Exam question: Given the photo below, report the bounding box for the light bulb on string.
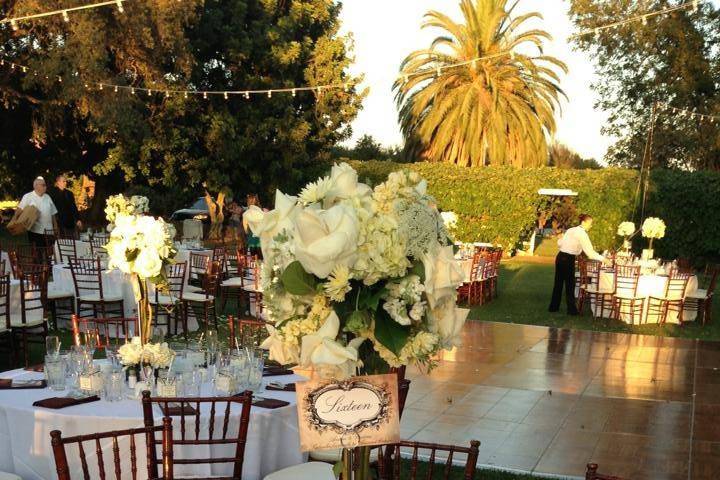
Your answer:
[267,90,272,98]
[147,89,152,96]
[114,86,119,93]
[62,11,69,22]
[131,87,135,95]
[291,89,296,97]
[692,0,699,12]
[642,16,647,26]
[203,92,207,100]
[10,20,17,31]
[58,76,62,83]
[98,83,103,90]
[244,91,250,100]
[21,66,27,73]
[116,0,124,13]
[223,92,228,100]
[165,91,170,98]
[183,91,188,99]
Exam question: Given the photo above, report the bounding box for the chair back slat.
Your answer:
[666,269,691,300]
[141,391,253,478]
[615,265,640,297]
[56,238,79,264]
[71,315,139,349]
[69,257,105,299]
[379,440,480,480]
[50,420,172,480]
[17,264,48,326]
[0,274,10,330]
[188,253,210,287]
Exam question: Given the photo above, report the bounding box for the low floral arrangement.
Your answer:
[117,337,175,369]
[105,194,150,225]
[246,163,468,380]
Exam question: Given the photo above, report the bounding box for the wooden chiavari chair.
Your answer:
[227,315,268,349]
[50,418,174,480]
[69,257,125,319]
[11,264,49,366]
[648,269,692,325]
[55,237,79,264]
[71,314,139,349]
[577,259,602,315]
[377,440,480,480]
[7,245,36,278]
[585,463,627,480]
[611,265,642,324]
[187,253,210,292]
[457,254,483,305]
[0,274,13,366]
[89,236,110,263]
[181,260,220,331]
[578,260,613,318]
[151,262,188,338]
[220,248,249,311]
[141,391,252,480]
[211,246,227,277]
[242,256,264,319]
[685,264,718,325]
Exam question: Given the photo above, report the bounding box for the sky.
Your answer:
[339,0,616,161]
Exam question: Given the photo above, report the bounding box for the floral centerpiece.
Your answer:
[105,214,177,343]
[616,221,635,254]
[641,217,666,259]
[118,337,175,369]
[246,163,468,379]
[105,194,150,231]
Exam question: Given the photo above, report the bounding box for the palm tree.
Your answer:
[394,0,567,167]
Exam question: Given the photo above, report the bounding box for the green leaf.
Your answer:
[374,308,410,356]
[345,310,370,334]
[280,261,318,296]
[358,286,386,311]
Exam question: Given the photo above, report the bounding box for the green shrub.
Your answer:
[350,161,720,261]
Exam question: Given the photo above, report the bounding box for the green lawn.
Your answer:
[468,259,720,341]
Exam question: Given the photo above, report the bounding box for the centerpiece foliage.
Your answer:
[247,163,469,379]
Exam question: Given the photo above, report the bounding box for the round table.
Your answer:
[591,272,699,324]
[0,368,305,480]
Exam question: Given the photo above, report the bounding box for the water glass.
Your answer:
[247,355,264,393]
[45,336,60,359]
[45,355,66,391]
[104,370,125,402]
[180,370,202,397]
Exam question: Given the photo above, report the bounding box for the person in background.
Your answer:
[227,200,245,247]
[48,174,82,238]
[548,213,607,315]
[243,194,262,256]
[17,176,59,261]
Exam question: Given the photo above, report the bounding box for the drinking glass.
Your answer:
[69,345,89,387]
[83,329,98,359]
[45,336,60,359]
[181,370,202,397]
[247,354,264,393]
[104,370,125,402]
[45,355,66,391]
[151,327,165,345]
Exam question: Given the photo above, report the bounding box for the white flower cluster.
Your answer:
[117,337,175,369]
[641,217,666,239]
[105,194,150,224]
[617,221,636,237]
[106,214,177,279]
[248,163,468,379]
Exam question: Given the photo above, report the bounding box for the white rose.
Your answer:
[134,249,163,278]
[325,163,372,206]
[427,300,469,349]
[300,311,365,379]
[423,243,464,309]
[260,324,300,366]
[294,204,360,279]
[244,190,299,254]
[617,221,635,237]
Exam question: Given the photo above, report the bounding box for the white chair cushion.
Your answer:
[185,285,204,293]
[151,295,179,306]
[0,472,23,480]
[10,313,45,328]
[181,292,215,303]
[47,288,75,300]
[221,277,245,287]
[687,288,708,300]
[78,294,124,303]
[263,462,335,480]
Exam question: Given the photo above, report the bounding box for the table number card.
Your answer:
[295,374,400,452]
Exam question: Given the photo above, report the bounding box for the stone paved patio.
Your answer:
[402,321,720,480]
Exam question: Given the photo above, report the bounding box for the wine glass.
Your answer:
[45,336,60,359]
[83,329,98,359]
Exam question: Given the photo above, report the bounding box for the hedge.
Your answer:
[349,160,720,262]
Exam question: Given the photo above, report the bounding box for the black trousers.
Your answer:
[549,251,578,314]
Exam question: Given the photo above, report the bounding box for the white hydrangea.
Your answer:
[617,221,635,237]
[642,217,666,239]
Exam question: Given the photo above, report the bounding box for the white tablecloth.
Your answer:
[0,369,305,480]
[53,241,91,263]
[590,273,699,324]
[457,257,486,283]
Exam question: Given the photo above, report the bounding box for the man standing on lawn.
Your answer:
[17,176,59,257]
[48,174,82,238]
[548,213,606,315]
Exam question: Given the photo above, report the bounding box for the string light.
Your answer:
[223,91,228,100]
[267,91,272,98]
[10,20,17,31]
[0,0,130,27]
[130,87,135,95]
[114,85,118,93]
[571,1,702,39]
[291,89,296,97]
[657,102,720,123]
[244,91,250,100]
[202,92,207,99]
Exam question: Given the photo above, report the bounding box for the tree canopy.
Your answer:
[0,0,365,202]
[570,0,720,170]
[394,0,567,167]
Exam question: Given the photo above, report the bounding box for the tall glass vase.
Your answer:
[132,274,153,345]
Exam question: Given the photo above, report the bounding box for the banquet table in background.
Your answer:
[0,369,305,480]
[589,272,699,324]
[51,265,136,320]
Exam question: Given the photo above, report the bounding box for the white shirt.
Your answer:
[557,225,604,261]
[18,191,58,234]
